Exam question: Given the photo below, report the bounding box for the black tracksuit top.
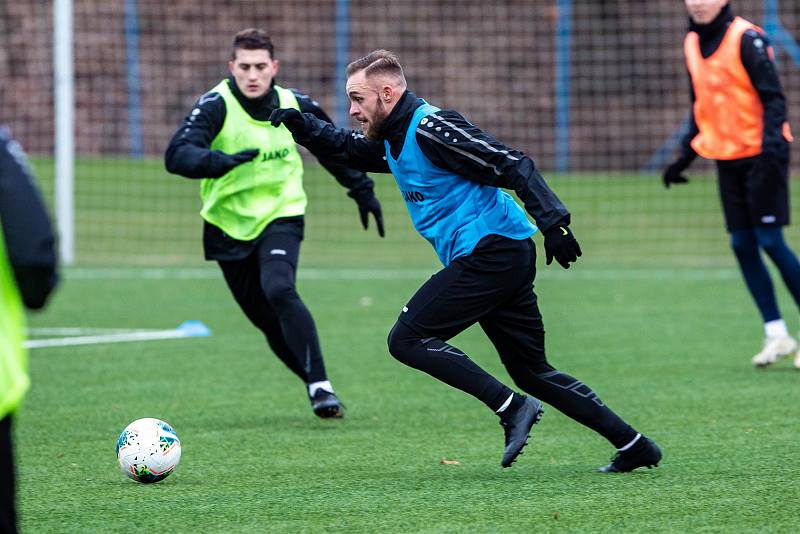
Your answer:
[290,89,571,233]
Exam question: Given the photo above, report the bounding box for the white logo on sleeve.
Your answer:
[270,249,287,256]
[402,306,409,313]
[761,215,776,223]
[198,92,221,105]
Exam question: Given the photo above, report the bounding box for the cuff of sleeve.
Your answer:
[540,214,571,235]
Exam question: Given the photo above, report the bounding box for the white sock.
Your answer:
[308,381,333,397]
[618,433,641,452]
[495,393,515,413]
[765,319,789,339]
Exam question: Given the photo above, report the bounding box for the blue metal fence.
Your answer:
[124,0,144,158]
[554,0,572,173]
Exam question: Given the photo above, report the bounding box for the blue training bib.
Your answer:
[384,103,536,266]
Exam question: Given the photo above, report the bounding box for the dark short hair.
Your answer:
[231,28,274,60]
[346,49,405,81]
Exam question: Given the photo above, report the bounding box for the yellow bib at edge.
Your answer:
[0,227,29,418]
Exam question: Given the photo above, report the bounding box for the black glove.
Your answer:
[209,148,259,177]
[662,154,694,188]
[269,108,308,134]
[355,193,385,237]
[543,225,582,269]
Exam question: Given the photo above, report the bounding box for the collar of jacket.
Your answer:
[688,3,734,39]
[378,90,425,158]
[227,76,279,120]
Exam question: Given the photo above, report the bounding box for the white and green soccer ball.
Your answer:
[116,418,181,483]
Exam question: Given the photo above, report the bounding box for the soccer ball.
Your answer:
[116,418,181,483]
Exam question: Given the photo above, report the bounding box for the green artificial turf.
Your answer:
[29,158,800,269]
[16,264,800,532]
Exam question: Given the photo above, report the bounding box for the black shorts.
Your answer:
[397,235,547,364]
[717,156,790,232]
[204,217,304,263]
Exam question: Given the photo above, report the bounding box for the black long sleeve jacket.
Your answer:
[290,90,570,233]
[680,4,790,160]
[0,127,58,310]
[166,77,376,198]
[165,78,378,258]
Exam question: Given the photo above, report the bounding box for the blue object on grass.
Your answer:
[177,320,212,338]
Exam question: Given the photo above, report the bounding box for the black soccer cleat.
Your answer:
[310,389,344,419]
[500,396,544,468]
[598,436,662,473]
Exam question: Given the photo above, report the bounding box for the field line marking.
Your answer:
[24,321,210,350]
[28,327,154,336]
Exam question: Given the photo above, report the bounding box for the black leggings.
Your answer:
[387,236,637,448]
[218,230,327,384]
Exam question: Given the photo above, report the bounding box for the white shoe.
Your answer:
[752,335,798,367]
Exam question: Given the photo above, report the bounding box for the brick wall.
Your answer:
[1,0,797,170]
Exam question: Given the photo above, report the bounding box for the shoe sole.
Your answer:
[753,342,798,368]
[314,407,343,418]
[599,440,663,473]
[501,406,544,468]
[600,462,660,474]
[313,402,344,419]
[753,350,794,368]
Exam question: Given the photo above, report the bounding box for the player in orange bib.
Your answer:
[663,0,800,368]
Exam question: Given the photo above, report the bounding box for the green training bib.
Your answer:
[200,81,306,240]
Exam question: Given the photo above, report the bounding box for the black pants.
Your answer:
[217,222,327,385]
[1,416,17,534]
[387,235,637,448]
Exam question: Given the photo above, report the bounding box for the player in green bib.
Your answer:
[1,127,59,534]
[165,29,384,418]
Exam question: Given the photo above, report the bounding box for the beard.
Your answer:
[363,100,389,140]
